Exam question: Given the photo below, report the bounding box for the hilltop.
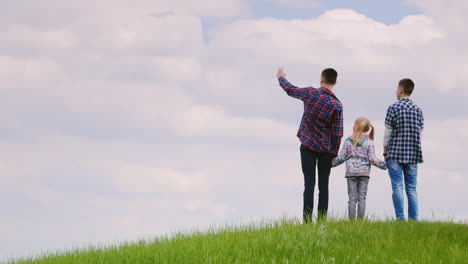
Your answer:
[7,219,468,264]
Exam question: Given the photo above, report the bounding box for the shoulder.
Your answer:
[328,96,343,111]
[388,101,401,110]
[386,103,397,115]
[334,101,343,112]
[364,136,374,146]
[320,88,341,103]
[319,91,342,110]
[341,137,352,147]
[405,100,424,114]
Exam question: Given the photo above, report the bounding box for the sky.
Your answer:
[1,0,468,260]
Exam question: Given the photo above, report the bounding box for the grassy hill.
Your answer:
[6,219,468,264]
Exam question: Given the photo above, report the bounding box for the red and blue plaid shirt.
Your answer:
[279,77,343,156]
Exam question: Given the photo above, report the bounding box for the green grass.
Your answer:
[6,219,468,264]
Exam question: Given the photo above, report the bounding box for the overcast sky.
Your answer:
[1,0,467,260]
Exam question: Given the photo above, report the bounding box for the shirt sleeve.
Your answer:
[278,77,311,100]
[331,105,344,157]
[367,140,388,170]
[332,140,349,167]
[384,106,395,128]
[419,108,424,130]
[383,124,393,148]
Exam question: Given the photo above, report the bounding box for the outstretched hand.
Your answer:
[277,67,286,78]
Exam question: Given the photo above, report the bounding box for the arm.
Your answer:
[332,140,349,167]
[277,67,310,100]
[383,124,392,157]
[419,108,424,134]
[368,141,387,170]
[330,106,344,157]
[383,106,395,157]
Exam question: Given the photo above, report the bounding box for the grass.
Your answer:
[5,218,468,264]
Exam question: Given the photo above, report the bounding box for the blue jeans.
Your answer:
[387,159,418,220]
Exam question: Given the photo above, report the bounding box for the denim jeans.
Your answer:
[347,177,369,220]
[300,144,334,223]
[387,159,418,220]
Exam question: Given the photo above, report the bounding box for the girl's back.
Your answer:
[331,116,387,220]
[332,134,387,177]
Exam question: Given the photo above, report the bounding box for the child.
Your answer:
[332,117,387,220]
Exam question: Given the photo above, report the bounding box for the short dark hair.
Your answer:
[398,78,415,95]
[321,68,337,85]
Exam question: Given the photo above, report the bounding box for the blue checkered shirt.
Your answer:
[385,98,424,164]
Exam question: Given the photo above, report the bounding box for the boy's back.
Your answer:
[384,78,423,221]
[278,77,343,156]
[300,86,343,156]
[333,135,387,177]
[385,98,424,164]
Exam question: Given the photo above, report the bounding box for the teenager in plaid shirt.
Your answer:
[277,67,343,222]
[383,78,424,221]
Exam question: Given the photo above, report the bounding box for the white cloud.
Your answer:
[112,165,212,194]
[403,0,468,93]
[266,0,319,8]
[406,0,468,40]
[1,0,468,260]
[0,56,64,83]
[0,0,249,29]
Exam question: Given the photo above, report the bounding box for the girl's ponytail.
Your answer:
[369,124,375,141]
[353,117,373,147]
[353,121,367,148]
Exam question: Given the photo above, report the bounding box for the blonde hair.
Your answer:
[353,117,374,148]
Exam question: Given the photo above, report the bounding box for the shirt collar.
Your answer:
[320,87,339,100]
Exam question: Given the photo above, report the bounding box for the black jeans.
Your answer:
[300,144,334,222]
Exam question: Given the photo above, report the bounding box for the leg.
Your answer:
[317,153,333,219]
[356,177,369,220]
[387,159,406,220]
[347,178,358,220]
[300,144,317,223]
[403,164,418,220]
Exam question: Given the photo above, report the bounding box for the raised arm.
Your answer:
[367,141,387,170]
[332,139,350,167]
[277,67,310,100]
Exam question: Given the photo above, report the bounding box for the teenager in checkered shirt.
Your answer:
[383,78,424,221]
[277,67,343,223]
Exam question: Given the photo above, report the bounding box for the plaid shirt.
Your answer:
[385,98,424,164]
[279,77,343,156]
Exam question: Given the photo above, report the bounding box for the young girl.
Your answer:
[332,117,387,220]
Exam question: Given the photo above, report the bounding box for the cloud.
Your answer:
[1,0,468,260]
[406,0,468,40]
[0,0,249,29]
[266,0,319,8]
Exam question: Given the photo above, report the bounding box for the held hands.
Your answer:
[277,67,286,78]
